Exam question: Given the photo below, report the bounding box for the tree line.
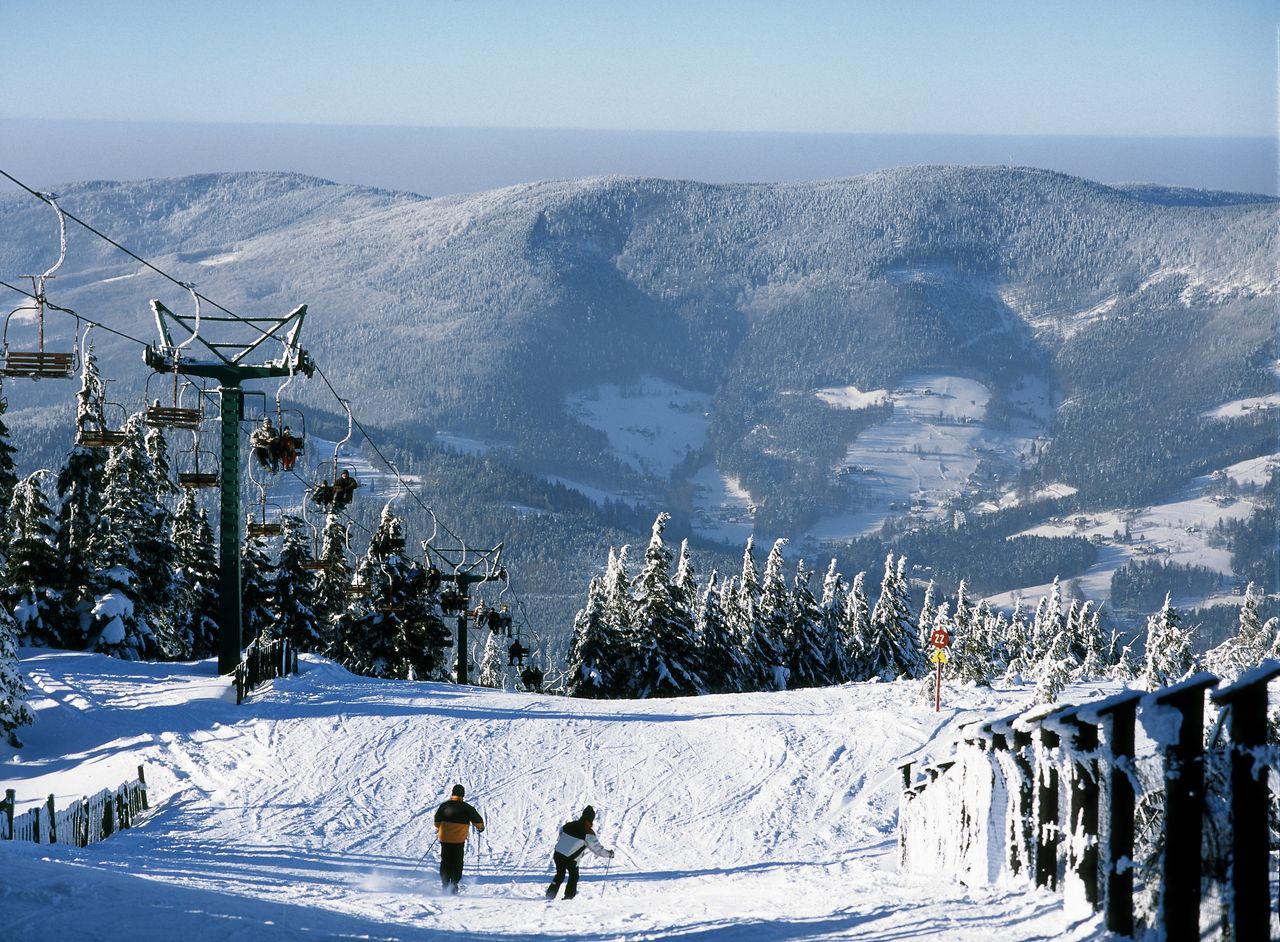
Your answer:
[563,512,1280,705]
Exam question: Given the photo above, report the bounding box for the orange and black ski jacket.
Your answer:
[434,796,485,844]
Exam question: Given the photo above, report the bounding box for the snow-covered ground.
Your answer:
[565,376,711,479]
[806,374,1047,542]
[0,651,1115,941]
[987,454,1273,612]
[689,463,756,545]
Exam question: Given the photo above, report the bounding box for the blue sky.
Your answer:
[4,0,1274,137]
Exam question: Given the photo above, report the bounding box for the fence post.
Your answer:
[1034,724,1061,890]
[102,791,114,838]
[1080,690,1144,937]
[3,788,13,840]
[137,764,149,811]
[1210,661,1280,942]
[1010,727,1035,880]
[80,797,90,847]
[1052,708,1101,910]
[46,794,57,844]
[1146,673,1218,942]
[898,760,915,793]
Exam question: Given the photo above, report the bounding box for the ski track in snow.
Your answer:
[1,651,1113,941]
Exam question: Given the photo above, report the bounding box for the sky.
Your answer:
[1,1,1276,194]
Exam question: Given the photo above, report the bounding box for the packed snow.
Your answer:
[0,650,1117,941]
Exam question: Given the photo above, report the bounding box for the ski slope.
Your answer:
[0,651,1113,941]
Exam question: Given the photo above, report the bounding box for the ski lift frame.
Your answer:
[144,373,204,430]
[2,194,76,379]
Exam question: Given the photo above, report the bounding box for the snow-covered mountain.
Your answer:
[0,649,1115,941]
[0,168,1274,622]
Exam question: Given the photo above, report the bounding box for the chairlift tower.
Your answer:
[424,541,506,685]
[144,299,314,674]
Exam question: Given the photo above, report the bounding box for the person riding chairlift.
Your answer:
[332,469,358,511]
[251,418,280,473]
[312,478,334,508]
[277,425,299,471]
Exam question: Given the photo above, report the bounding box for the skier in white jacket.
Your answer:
[546,805,613,899]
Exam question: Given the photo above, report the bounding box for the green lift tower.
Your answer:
[144,299,314,674]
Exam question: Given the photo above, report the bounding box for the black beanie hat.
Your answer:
[452,783,465,797]
[581,805,595,821]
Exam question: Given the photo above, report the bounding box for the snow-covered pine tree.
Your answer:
[144,426,178,505]
[1204,584,1280,682]
[628,513,703,697]
[696,571,746,693]
[820,559,852,683]
[599,545,636,695]
[1108,630,1139,682]
[477,629,506,688]
[169,489,219,659]
[271,515,322,652]
[55,354,110,649]
[864,552,923,680]
[565,575,614,697]
[787,559,829,688]
[312,513,353,652]
[1140,593,1194,691]
[748,539,790,691]
[1001,600,1032,682]
[672,538,698,616]
[1075,601,1109,679]
[1034,622,1076,704]
[84,416,160,660]
[340,506,451,680]
[952,593,994,686]
[1030,578,1063,664]
[717,574,751,691]
[0,384,18,536]
[241,530,277,645]
[735,536,762,689]
[841,570,873,681]
[5,473,62,647]
[916,579,936,655]
[0,601,34,746]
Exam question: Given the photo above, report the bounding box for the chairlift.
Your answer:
[3,195,76,379]
[176,420,219,487]
[76,394,127,448]
[144,373,203,430]
[246,496,283,539]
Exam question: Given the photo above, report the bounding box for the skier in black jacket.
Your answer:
[434,783,485,893]
[546,805,613,900]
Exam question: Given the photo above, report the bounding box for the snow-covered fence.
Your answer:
[1,765,149,846]
[234,636,299,704]
[899,664,1280,941]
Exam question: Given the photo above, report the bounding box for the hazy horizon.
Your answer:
[1,118,1274,199]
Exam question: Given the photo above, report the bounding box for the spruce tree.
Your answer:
[864,553,923,680]
[916,579,936,655]
[717,574,750,692]
[672,539,698,615]
[1140,593,1194,691]
[565,576,615,697]
[750,539,790,690]
[272,515,322,651]
[820,559,852,684]
[1002,600,1032,682]
[0,602,34,746]
[85,416,159,660]
[6,473,62,647]
[600,546,635,695]
[629,513,703,697]
[787,559,829,688]
[241,530,277,645]
[697,571,746,693]
[841,570,873,681]
[312,513,353,652]
[477,629,506,688]
[1204,584,1280,682]
[1034,623,1075,704]
[0,386,18,536]
[953,595,994,686]
[170,490,219,659]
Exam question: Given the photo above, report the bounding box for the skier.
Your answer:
[251,418,279,473]
[332,469,358,511]
[546,805,613,900]
[312,479,334,508]
[434,783,485,893]
[278,425,299,471]
[508,638,527,666]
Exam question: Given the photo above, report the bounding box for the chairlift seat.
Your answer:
[77,428,127,448]
[300,559,333,571]
[345,581,370,599]
[439,590,467,613]
[374,603,406,613]
[4,351,74,378]
[178,472,220,488]
[145,404,202,429]
[247,521,283,538]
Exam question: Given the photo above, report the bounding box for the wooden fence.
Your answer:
[2,765,149,846]
[234,635,299,704]
[899,662,1280,941]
